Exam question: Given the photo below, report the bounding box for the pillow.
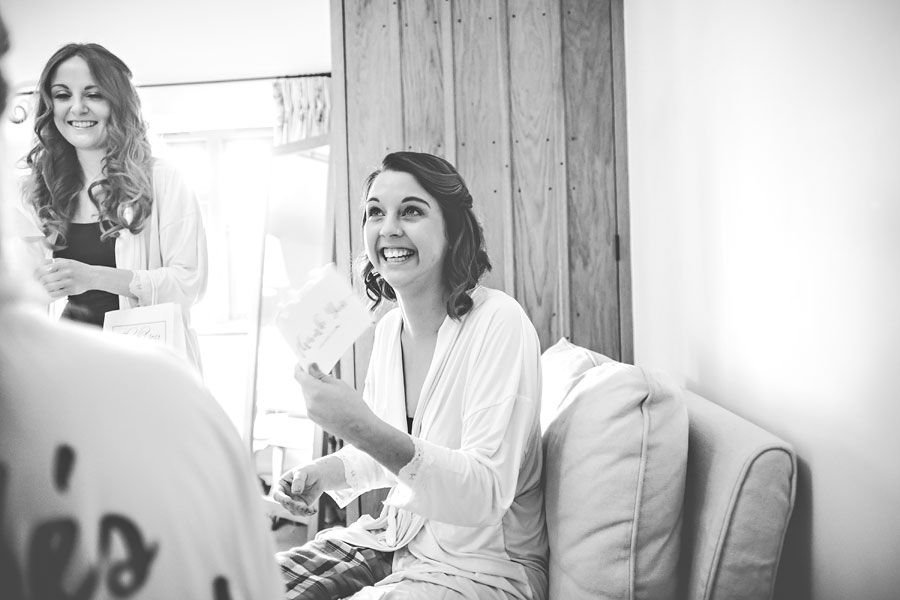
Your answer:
[539,337,614,433]
[542,338,688,600]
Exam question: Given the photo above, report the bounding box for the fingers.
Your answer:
[277,471,294,497]
[308,363,327,380]
[38,274,69,298]
[290,469,309,496]
[36,261,67,293]
[273,469,319,517]
[295,362,327,380]
[294,363,330,389]
[273,490,318,517]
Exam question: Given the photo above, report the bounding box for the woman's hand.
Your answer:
[294,363,375,441]
[273,464,326,517]
[35,258,96,299]
[294,364,415,476]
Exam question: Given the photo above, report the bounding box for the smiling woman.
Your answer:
[23,42,208,371]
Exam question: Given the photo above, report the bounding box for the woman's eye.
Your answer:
[366,206,383,218]
[52,93,71,101]
[86,93,103,100]
[402,206,423,217]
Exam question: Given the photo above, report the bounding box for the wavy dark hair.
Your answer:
[24,43,153,249]
[359,151,491,319]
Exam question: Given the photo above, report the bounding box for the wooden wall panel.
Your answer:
[343,0,405,520]
[562,0,620,358]
[344,0,403,383]
[507,0,569,350]
[399,0,446,155]
[452,0,514,294]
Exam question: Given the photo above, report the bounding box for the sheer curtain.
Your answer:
[272,76,330,146]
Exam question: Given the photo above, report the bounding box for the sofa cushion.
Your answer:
[542,338,688,600]
[540,336,615,432]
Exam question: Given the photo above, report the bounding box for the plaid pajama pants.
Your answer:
[277,538,394,600]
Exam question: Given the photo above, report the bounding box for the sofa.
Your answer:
[541,338,797,600]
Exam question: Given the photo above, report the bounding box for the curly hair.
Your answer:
[24,43,153,249]
[358,151,492,320]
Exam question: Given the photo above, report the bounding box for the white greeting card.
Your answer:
[275,264,373,374]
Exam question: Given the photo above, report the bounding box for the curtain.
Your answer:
[272,76,331,146]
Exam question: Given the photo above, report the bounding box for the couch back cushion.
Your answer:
[542,338,688,600]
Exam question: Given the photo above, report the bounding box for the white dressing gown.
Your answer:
[323,286,548,600]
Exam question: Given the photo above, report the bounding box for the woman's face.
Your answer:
[50,55,111,153]
[364,169,449,298]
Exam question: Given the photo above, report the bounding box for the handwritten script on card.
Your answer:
[275,264,373,374]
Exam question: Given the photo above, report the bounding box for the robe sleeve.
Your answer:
[129,163,208,308]
[383,304,540,527]
[326,330,401,508]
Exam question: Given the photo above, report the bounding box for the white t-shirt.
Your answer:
[0,293,282,599]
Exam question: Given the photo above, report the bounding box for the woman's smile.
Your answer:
[381,246,416,263]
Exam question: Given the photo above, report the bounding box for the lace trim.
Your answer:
[397,437,431,484]
[336,451,363,490]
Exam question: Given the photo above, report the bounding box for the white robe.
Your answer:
[115,159,208,370]
[324,286,548,600]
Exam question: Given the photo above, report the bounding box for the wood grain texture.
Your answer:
[507,0,568,350]
[452,0,514,294]
[344,0,403,384]
[562,0,620,358]
[400,0,446,155]
[343,0,403,520]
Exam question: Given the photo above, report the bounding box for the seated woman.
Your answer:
[275,151,548,600]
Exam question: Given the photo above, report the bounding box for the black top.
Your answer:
[53,222,120,327]
[406,417,414,435]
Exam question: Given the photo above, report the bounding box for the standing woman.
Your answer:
[25,43,207,370]
[276,152,548,600]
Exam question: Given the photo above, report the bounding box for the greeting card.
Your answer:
[275,264,373,374]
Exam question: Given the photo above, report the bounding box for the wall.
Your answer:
[623,1,900,598]
[1,0,330,88]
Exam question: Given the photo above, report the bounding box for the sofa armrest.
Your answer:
[679,392,797,600]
